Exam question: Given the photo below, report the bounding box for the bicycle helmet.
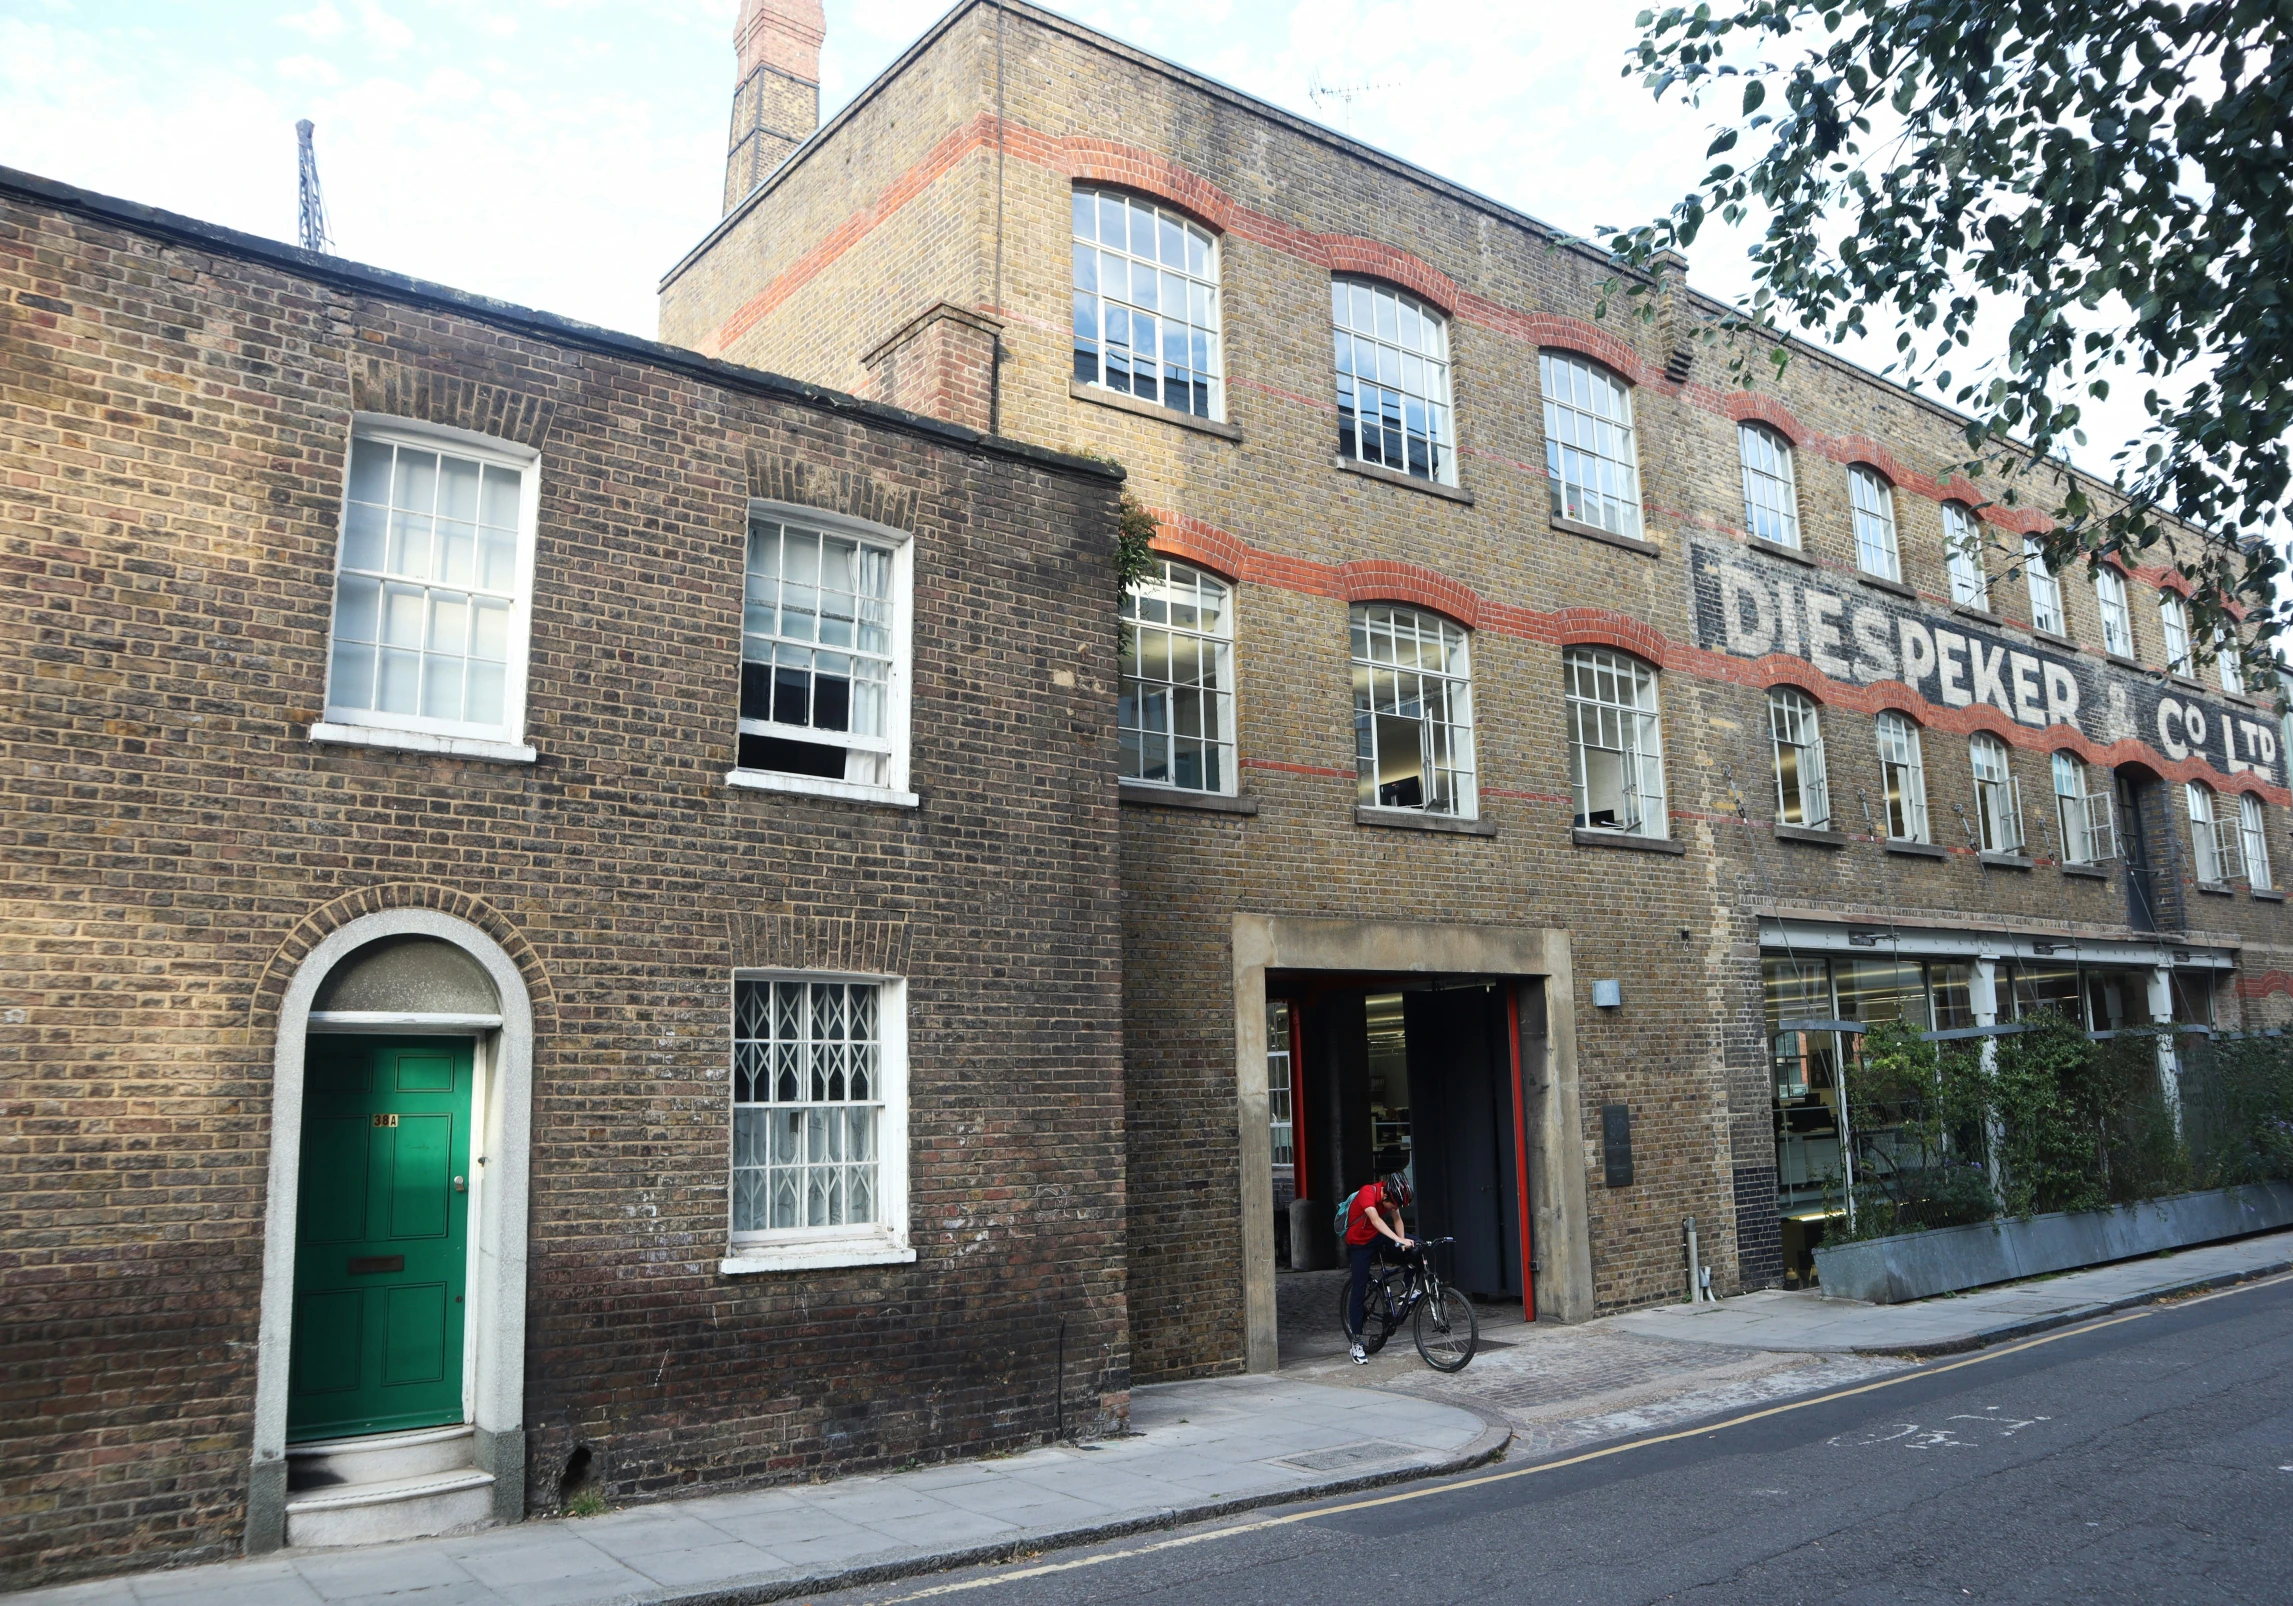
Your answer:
[1381,1173,1414,1209]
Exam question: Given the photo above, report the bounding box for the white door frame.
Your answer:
[245,908,534,1552]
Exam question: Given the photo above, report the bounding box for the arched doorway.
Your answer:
[247,910,534,1553]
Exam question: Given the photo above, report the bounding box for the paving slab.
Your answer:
[1615,1229,2293,1355]
[17,1375,1504,1606]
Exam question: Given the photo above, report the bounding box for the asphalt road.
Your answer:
[827,1273,2293,1605]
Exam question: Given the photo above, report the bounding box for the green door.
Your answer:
[288,1037,473,1443]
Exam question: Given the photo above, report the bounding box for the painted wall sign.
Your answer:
[1689,539,2280,788]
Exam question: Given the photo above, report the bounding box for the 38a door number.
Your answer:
[372,1113,399,1128]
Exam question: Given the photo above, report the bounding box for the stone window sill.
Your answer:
[1883,838,1947,859]
[1069,379,1242,441]
[721,1231,916,1275]
[1334,456,1474,504]
[1857,572,1917,600]
[2253,888,2286,902]
[2104,652,2143,671]
[310,720,537,765]
[1551,514,1659,558]
[1572,827,1686,855]
[1979,851,2035,870]
[1775,824,1847,847]
[2169,673,2208,693]
[1954,603,2002,626]
[1357,805,1496,837]
[1122,782,1259,815]
[2195,881,2236,897]
[2031,629,2079,652]
[1749,536,1816,568]
[2060,862,2110,880]
[725,768,920,808]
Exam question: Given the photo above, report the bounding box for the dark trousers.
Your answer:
[1347,1242,1375,1338]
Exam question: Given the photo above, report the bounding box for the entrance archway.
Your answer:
[247,908,534,1553]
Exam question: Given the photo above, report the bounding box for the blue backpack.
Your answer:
[1332,1186,1364,1239]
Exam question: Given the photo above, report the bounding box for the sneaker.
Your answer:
[1349,1342,1367,1365]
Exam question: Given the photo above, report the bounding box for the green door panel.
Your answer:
[288,1037,473,1443]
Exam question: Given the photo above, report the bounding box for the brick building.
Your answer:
[658,0,2293,1377]
[0,168,1127,1584]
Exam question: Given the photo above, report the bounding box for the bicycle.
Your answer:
[1334,1235,1479,1372]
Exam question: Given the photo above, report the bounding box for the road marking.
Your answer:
[860,1270,2293,1603]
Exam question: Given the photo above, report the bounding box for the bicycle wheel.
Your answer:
[1412,1282,1478,1372]
[1337,1274,1399,1355]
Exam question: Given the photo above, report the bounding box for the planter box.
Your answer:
[1810,1181,2293,1304]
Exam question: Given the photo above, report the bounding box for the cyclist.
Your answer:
[1343,1172,1415,1364]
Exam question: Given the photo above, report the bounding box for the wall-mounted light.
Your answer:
[1593,979,1622,1009]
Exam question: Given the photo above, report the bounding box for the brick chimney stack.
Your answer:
[723,0,824,213]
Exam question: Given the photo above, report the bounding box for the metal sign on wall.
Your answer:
[1689,539,2281,789]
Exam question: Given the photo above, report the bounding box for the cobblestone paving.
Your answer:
[1277,1269,1909,1457]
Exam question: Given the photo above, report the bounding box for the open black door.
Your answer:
[1404,986,1520,1299]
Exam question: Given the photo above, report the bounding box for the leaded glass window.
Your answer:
[1072,188,1222,419]
[732,979,882,1236]
[1541,352,1642,537]
[1352,605,1476,817]
[1566,647,1666,837]
[1120,560,1236,793]
[1334,278,1454,485]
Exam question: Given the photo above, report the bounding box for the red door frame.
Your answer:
[1508,984,1536,1323]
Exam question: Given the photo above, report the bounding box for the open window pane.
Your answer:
[1567,647,1665,837]
[1352,605,1475,817]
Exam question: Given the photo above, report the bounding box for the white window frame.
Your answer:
[1739,423,1800,547]
[2023,537,2066,635]
[2216,627,2245,694]
[1943,502,1987,607]
[722,971,913,1274]
[1335,277,1456,486]
[1267,998,1295,1171]
[1768,687,1830,829]
[1071,187,1224,421]
[727,501,917,808]
[1849,465,1901,582]
[2052,751,2115,865]
[315,415,541,763]
[1352,604,1477,818]
[1541,351,1643,538]
[1876,711,1930,843]
[2239,792,2273,891]
[1121,559,1238,795]
[2160,592,2193,675]
[1970,733,2024,854]
[1566,646,1668,839]
[2095,567,2135,657]
[2187,782,2240,885]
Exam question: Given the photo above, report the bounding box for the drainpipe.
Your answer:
[1973,955,2007,1211]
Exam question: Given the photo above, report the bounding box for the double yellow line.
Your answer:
[865,1270,2289,1603]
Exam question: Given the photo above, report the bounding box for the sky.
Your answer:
[0,0,2159,480]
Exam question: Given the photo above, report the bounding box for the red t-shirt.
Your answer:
[1344,1184,1391,1247]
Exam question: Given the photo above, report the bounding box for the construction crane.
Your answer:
[296,119,332,254]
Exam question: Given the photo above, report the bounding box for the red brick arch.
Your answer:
[1552,609,1669,668]
[1523,315,1661,389]
[1064,141,1237,234]
[1721,392,1808,442]
[250,881,557,1036]
[1760,662,1833,701]
[1146,509,1248,583]
[1321,237,1460,316]
[1339,560,1480,629]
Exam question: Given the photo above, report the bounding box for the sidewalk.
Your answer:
[14,1377,1507,1606]
[1617,1228,2293,1355]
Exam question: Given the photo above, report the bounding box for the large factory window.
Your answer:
[1119,559,1237,795]
[1848,465,1901,581]
[1738,423,1799,547]
[1875,712,1930,843]
[1351,605,1476,817]
[1768,688,1830,829]
[1566,647,1666,838]
[1970,734,2024,854]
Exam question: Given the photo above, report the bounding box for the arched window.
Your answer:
[2094,566,2135,657]
[1849,465,1900,581]
[2187,782,2239,884]
[1739,423,1799,547]
[1071,188,1223,420]
[1875,711,1929,843]
[1942,502,1987,607]
[2159,592,2192,674]
[2052,752,2114,865]
[2022,537,2066,635]
[1970,734,2023,854]
[1334,279,1454,485]
[1565,647,1665,837]
[1541,353,1642,538]
[1768,687,1829,829]
[2239,792,2273,891]
[1352,604,1475,816]
[1119,559,1236,794]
